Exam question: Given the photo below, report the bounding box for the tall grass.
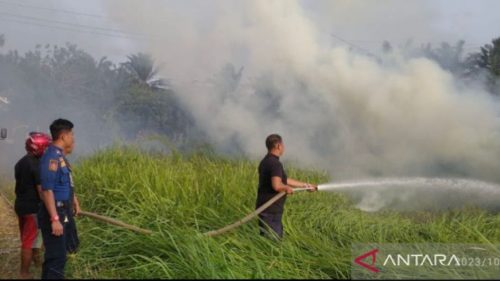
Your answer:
[65,145,500,279]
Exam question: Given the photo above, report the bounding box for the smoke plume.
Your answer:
[103,0,500,183]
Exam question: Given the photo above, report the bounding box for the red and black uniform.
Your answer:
[255,153,288,238]
[14,154,43,249]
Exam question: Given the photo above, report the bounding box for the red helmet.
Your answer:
[25,132,51,157]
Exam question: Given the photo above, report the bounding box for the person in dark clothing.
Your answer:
[256,134,317,239]
[14,132,51,278]
[38,119,80,280]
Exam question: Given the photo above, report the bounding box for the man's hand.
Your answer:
[51,220,63,236]
[306,183,318,192]
[285,186,294,194]
[73,195,81,217]
[73,201,81,217]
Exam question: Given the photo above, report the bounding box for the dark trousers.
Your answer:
[258,212,284,239]
[38,204,74,280]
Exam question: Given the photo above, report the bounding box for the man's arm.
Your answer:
[40,157,63,236]
[42,189,63,236]
[36,185,43,203]
[272,176,294,194]
[287,178,318,191]
[72,194,80,216]
[33,160,43,201]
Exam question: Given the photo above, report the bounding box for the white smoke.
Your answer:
[102,0,500,185]
[319,178,500,212]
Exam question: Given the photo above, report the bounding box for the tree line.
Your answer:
[382,37,500,94]
[0,37,194,147]
[1,34,499,148]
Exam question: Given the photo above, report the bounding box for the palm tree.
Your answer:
[121,53,166,90]
[420,40,466,76]
[465,37,500,93]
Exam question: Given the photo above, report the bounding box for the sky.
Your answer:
[0,0,499,62]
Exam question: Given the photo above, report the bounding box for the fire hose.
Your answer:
[81,187,313,237]
[0,190,152,235]
[79,211,153,235]
[204,187,312,237]
[83,186,312,237]
[1,187,312,237]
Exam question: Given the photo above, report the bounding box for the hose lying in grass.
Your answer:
[205,187,312,237]
[79,211,153,235]
[4,187,311,237]
[1,190,152,235]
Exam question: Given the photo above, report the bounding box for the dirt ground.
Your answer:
[0,192,42,279]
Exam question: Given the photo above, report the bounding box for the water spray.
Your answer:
[205,177,500,237]
[317,177,500,192]
[317,177,500,212]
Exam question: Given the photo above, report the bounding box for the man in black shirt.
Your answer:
[14,132,51,278]
[256,134,317,239]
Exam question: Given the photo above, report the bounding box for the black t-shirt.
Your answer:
[14,154,41,215]
[256,153,288,214]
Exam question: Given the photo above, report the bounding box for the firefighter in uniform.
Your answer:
[38,119,80,279]
[256,134,317,239]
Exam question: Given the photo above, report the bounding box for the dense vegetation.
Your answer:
[59,146,500,279]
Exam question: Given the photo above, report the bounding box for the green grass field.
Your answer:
[7,145,500,279]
